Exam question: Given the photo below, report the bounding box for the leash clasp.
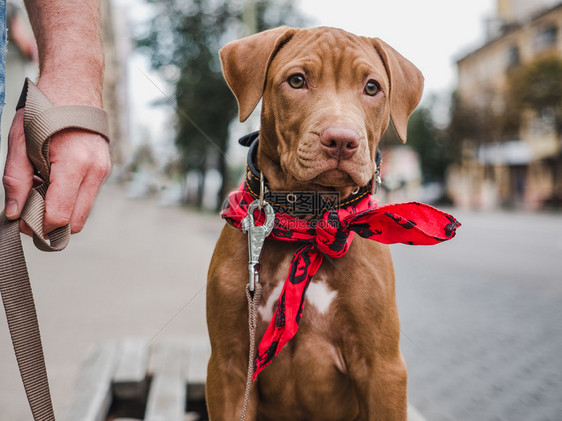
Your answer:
[259,171,266,209]
[374,168,382,194]
[241,200,275,292]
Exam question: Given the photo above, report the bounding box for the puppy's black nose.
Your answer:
[320,127,359,159]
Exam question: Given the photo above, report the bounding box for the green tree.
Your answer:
[506,55,562,135]
[406,106,449,183]
[380,101,457,183]
[505,55,562,201]
[137,0,306,209]
[379,104,454,184]
[446,88,505,176]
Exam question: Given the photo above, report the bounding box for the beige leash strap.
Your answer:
[0,78,109,420]
[240,282,262,421]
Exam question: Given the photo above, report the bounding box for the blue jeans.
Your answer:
[0,0,6,128]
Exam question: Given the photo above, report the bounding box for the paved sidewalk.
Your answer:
[0,183,220,420]
[2,183,560,420]
[393,208,562,421]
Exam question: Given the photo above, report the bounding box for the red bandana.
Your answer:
[221,184,460,380]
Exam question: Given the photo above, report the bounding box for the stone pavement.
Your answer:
[0,183,219,420]
[392,208,562,421]
[1,183,561,420]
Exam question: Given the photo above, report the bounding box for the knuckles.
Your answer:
[50,131,111,180]
[2,172,33,192]
[3,173,24,188]
[44,212,72,232]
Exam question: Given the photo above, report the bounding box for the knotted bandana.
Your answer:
[221,184,460,380]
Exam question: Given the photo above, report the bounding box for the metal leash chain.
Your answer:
[239,172,275,421]
[373,153,382,194]
[238,165,379,419]
[240,282,262,420]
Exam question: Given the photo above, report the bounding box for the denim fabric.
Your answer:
[0,0,6,130]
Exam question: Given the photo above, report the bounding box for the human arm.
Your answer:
[3,0,111,234]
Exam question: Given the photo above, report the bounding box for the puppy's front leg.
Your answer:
[206,350,257,420]
[349,352,408,421]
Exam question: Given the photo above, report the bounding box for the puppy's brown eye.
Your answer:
[288,74,306,89]
[364,80,379,96]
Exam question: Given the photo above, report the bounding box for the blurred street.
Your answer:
[0,183,219,420]
[0,183,561,420]
[393,207,562,420]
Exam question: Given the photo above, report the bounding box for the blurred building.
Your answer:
[449,0,562,209]
[101,0,132,175]
[0,0,37,186]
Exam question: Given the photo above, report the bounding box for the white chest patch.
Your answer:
[306,279,337,315]
[258,281,284,322]
[257,278,338,322]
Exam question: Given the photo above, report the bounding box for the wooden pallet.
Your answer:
[63,337,426,421]
[63,338,210,421]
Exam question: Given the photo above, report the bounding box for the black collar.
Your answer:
[239,132,381,216]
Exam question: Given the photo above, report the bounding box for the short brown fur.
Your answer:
[207,26,423,420]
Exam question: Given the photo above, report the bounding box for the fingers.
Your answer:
[3,109,34,220]
[43,152,83,234]
[67,164,107,234]
[3,109,111,236]
[44,128,111,234]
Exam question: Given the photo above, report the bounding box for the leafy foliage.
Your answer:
[137,0,306,208]
[379,100,459,184]
[406,106,451,182]
[446,88,508,174]
[449,91,495,144]
[505,55,562,134]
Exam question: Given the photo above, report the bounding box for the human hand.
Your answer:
[3,108,111,235]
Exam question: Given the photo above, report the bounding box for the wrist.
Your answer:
[25,0,105,107]
[37,59,104,108]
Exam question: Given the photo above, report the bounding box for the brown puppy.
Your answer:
[207,26,423,420]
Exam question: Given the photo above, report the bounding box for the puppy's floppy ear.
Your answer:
[220,26,297,122]
[372,38,424,143]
